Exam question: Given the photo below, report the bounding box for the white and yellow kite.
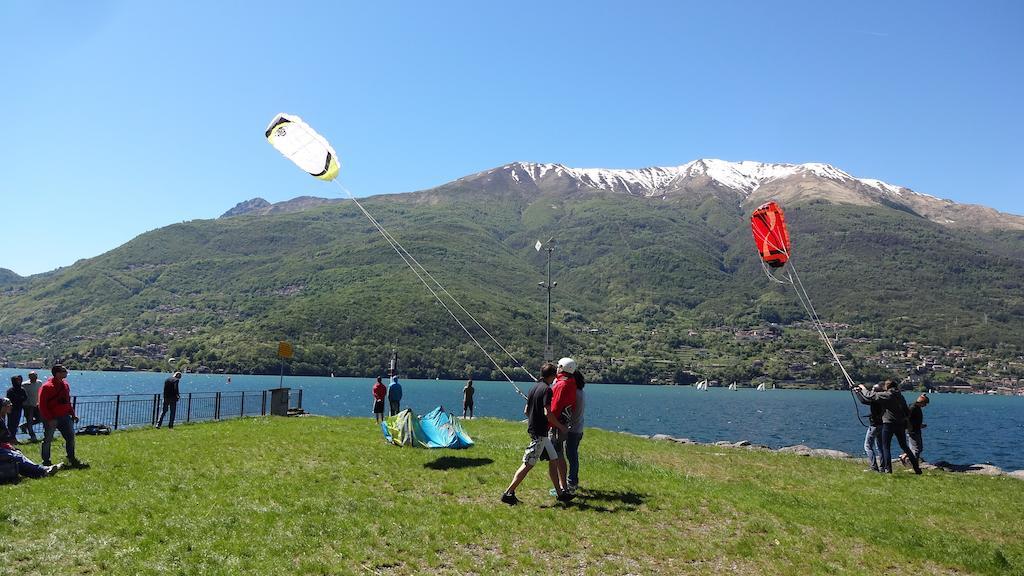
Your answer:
[264,113,340,181]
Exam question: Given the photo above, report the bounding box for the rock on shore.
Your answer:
[640,432,1022,479]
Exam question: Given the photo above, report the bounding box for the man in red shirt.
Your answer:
[372,376,387,424]
[548,357,579,496]
[38,364,88,468]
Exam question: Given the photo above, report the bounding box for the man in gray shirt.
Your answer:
[564,371,586,493]
[19,371,43,442]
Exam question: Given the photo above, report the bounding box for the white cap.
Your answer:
[557,357,577,373]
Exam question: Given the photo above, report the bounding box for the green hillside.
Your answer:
[1,185,1022,383]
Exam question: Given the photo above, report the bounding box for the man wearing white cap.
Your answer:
[548,357,579,496]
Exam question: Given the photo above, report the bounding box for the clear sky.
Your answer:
[2,1,1022,276]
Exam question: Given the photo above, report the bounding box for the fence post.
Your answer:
[298,389,303,409]
[240,391,245,417]
[152,394,159,425]
[215,392,221,420]
[114,395,121,430]
[261,391,267,416]
[187,393,192,423]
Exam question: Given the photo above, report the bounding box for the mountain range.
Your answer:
[1,159,1022,383]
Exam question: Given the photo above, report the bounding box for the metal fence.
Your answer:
[70,389,304,430]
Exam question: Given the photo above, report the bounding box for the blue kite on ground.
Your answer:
[381,406,474,449]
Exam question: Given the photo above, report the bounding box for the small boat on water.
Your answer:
[728,382,737,391]
[694,379,709,391]
[756,383,766,391]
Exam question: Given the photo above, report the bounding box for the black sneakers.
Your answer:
[556,491,576,503]
[67,460,90,469]
[500,492,520,506]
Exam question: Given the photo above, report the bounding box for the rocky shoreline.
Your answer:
[635,432,1024,480]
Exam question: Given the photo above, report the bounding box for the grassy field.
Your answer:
[1,415,1022,575]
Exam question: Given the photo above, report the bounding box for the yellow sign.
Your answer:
[277,341,294,359]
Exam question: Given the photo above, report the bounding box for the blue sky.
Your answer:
[2,1,1021,276]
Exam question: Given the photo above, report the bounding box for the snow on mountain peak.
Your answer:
[490,159,916,200]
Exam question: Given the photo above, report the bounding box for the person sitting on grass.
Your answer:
[501,362,575,505]
[1,397,61,479]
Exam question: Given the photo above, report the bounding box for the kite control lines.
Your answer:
[751,202,868,427]
[265,113,533,398]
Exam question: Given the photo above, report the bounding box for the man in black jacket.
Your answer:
[855,381,922,474]
[6,375,27,443]
[157,372,182,429]
[853,383,885,472]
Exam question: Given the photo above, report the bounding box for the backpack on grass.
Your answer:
[76,424,112,435]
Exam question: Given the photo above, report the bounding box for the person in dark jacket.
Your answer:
[157,371,181,429]
[855,380,921,474]
[5,375,27,443]
[462,379,475,419]
[388,377,403,416]
[902,394,929,465]
[853,383,885,472]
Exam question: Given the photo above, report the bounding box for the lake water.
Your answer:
[3,369,1022,472]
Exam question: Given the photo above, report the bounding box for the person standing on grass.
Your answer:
[388,376,403,416]
[564,369,587,493]
[20,371,42,441]
[902,394,930,465]
[6,375,27,443]
[372,376,387,423]
[501,362,575,505]
[855,380,920,475]
[547,357,578,497]
[853,383,885,472]
[0,397,62,479]
[156,371,181,429]
[39,364,88,468]
[462,379,474,419]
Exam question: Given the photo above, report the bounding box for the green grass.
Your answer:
[2,416,1022,575]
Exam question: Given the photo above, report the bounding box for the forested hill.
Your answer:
[0,268,23,287]
[1,160,1022,384]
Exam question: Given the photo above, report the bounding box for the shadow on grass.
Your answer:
[540,489,647,513]
[423,456,495,470]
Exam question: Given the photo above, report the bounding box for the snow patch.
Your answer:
[499,160,920,201]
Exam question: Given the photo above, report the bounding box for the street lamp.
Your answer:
[536,237,556,361]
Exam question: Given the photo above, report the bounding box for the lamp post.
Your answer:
[536,237,556,361]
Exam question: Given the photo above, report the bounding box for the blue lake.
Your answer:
[4,369,1022,472]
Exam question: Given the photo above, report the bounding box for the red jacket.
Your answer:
[38,377,76,420]
[372,382,387,401]
[550,373,578,423]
